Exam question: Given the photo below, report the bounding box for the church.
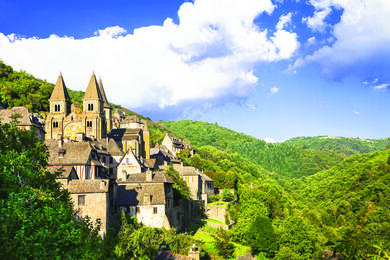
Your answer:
[45,72,112,140]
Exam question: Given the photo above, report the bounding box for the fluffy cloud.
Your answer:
[270,87,279,94]
[302,7,331,32]
[276,12,292,31]
[0,0,299,110]
[295,0,390,81]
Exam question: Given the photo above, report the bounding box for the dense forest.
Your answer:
[1,60,389,258]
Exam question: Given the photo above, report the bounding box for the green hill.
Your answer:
[285,149,390,258]
[159,120,344,178]
[285,136,390,156]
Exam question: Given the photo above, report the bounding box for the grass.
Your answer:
[208,201,230,208]
[201,218,226,225]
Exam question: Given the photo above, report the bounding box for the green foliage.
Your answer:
[285,136,390,156]
[0,120,104,259]
[247,216,278,257]
[0,60,53,112]
[114,213,194,259]
[164,165,191,203]
[213,228,235,258]
[67,88,84,104]
[158,120,344,178]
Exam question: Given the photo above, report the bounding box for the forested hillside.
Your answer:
[284,150,390,258]
[159,120,345,178]
[285,136,390,156]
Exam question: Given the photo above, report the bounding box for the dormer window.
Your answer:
[54,104,60,112]
[88,104,94,111]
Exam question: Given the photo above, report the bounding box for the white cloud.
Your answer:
[0,0,299,110]
[302,7,332,32]
[94,26,127,38]
[374,83,389,89]
[293,0,390,81]
[276,13,292,31]
[264,137,276,143]
[247,103,257,110]
[307,36,316,45]
[270,87,279,94]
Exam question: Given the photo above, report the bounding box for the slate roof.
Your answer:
[199,172,213,181]
[109,128,142,141]
[144,158,157,169]
[0,106,43,127]
[172,165,199,176]
[83,73,103,100]
[48,165,78,179]
[150,144,175,159]
[50,73,71,101]
[67,179,109,193]
[98,78,110,108]
[123,172,174,184]
[46,140,94,165]
[107,138,124,156]
[116,181,167,206]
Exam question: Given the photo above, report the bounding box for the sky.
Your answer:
[1,0,390,142]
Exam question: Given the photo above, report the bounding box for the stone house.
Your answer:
[116,171,174,229]
[161,133,194,157]
[67,179,110,237]
[170,165,214,204]
[150,144,177,167]
[0,106,45,140]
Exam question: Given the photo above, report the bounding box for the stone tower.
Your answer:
[46,73,72,139]
[83,72,107,139]
[98,77,112,134]
[141,119,150,159]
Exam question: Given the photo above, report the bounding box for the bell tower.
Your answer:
[46,73,72,139]
[98,77,113,134]
[83,72,107,139]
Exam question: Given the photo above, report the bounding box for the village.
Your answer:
[0,72,230,244]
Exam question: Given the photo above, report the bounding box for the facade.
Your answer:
[0,106,45,140]
[162,133,194,157]
[116,171,174,229]
[45,73,110,141]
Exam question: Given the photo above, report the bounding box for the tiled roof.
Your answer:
[48,165,78,179]
[172,165,199,176]
[107,138,124,156]
[123,172,173,184]
[83,73,103,100]
[49,73,71,101]
[199,172,213,181]
[67,179,109,193]
[144,158,156,168]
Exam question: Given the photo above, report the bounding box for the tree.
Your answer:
[0,120,103,259]
[247,215,278,257]
[214,228,235,259]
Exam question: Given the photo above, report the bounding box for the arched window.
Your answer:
[88,104,94,111]
[87,121,92,127]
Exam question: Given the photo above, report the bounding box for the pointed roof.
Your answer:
[98,77,111,108]
[50,73,71,101]
[83,72,103,101]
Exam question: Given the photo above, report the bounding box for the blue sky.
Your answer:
[1,0,390,141]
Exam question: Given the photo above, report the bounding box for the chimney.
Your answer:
[143,192,151,205]
[188,244,200,260]
[146,170,153,182]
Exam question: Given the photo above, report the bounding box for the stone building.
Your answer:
[162,133,194,157]
[0,106,45,140]
[170,165,214,204]
[45,73,110,140]
[116,171,174,229]
[150,143,177,167]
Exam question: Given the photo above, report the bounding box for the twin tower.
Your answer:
[46,73,112,140]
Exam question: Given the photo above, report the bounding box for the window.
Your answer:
[54,104,60,112]
[78,195,85,206]
[52,122,58,128]
[109,157,113,164]
[88,103,94,111]
[87,121,92,127]
[153,207,158,214]
[102,156,106,163]
[136,206,140,213]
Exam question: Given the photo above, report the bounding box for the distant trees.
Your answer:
[247,216,278,257]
